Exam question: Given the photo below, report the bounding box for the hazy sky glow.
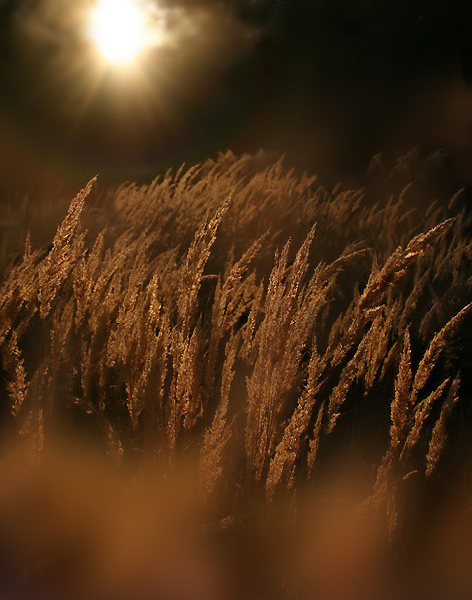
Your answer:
[1,0,472,195]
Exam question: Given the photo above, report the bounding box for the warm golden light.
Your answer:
[88,0,156,66]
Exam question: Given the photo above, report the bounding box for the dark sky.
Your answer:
[1,0,472,197]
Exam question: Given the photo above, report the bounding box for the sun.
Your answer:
[88,0,155,66]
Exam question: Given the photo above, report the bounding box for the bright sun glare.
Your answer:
[88,0,156,66]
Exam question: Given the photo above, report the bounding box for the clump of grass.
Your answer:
[1,151,472,598]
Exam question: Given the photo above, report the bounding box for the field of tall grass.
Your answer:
[0,151,471,599]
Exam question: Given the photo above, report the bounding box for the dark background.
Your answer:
[1,0,472,198]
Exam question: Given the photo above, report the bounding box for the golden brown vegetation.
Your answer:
[0,151,472,599]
